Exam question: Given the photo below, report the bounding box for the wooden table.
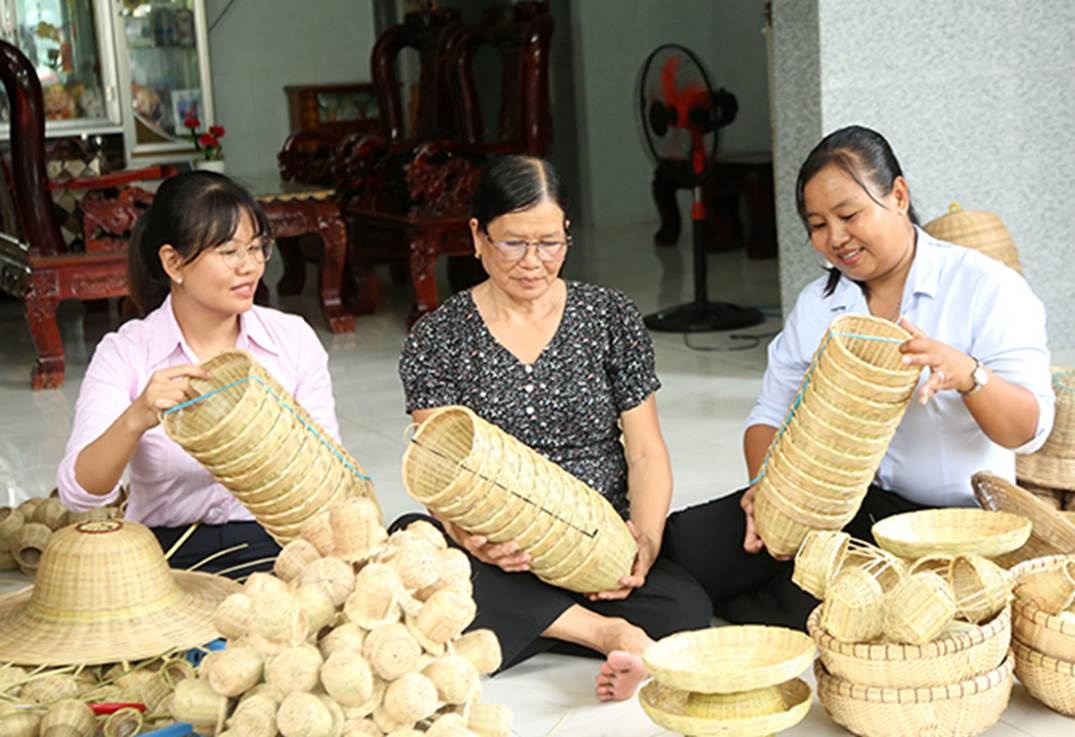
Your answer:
[237,173,355,334]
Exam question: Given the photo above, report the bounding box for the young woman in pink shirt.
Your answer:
[57,171,341,576]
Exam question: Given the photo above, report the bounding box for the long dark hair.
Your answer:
[127,171,270,313]
[470,155,569,231]
[795,125,919,296]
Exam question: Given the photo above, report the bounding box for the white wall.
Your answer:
[568,0,771,226]
[204,0,376,176]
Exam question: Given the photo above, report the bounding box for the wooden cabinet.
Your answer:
[285,83,379,140]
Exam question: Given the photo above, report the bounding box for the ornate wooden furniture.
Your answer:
[0,40,172,389]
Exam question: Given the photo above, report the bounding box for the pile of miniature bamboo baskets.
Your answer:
[401,405,636,594]
[752,315,921,558]
[0,495,122,577]
[795,513,1027,737]
[638,625,815,737]
[170,496,511,737]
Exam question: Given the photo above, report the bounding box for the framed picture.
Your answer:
[170,87,202,132]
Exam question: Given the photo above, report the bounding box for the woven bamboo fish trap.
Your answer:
[754,315,919,557]
[162,350,377,545]
[924,203,1023,274]
[871,508,1031,559]
[972,472,1075,568]
[1017,368,1075,492]
[1012,639,1075,716]
[401,406,636,593]
[808,604,1011,688]
[814,654,1013,737]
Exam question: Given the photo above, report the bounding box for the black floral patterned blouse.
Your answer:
[399,280,661,516]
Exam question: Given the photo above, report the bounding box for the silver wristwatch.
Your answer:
[961,357,989,397]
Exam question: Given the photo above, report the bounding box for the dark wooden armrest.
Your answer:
[48,164,178,191]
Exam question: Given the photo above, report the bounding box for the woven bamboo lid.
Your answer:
[871,508,1031,559]
[1017,368,1075,491]
[0,520,240,665]
[924,202,1023,274]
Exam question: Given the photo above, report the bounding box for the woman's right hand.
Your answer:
[439,517,531,573]
[129,364,210,432]
[741,485,765,554]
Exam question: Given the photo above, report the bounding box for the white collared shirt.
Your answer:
[747,227,1055,507]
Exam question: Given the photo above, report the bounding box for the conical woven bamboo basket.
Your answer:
[401,406,636,594]
[972,472,1075,567]
[754,315,918,556]
[814,654,1013,737]
[924,203,1023,274]
[162,350,377,544]
[1017,368,1075,491]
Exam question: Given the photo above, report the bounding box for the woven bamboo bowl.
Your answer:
[794,390,904,441]
[973,472,1075,568]
[774,433,877,488]
[872,508,1031,559]
[808,604,1011,688]
[1012,639,1075,716]
[163,350,377,544]
[402,406,635,593]
[638,678,811,737]
[642,625,815,694]
[783,412,889,462]
[1017,562,1075,614]
[764,453,869,511]
[1011,555,1075,661]
[814,653,1013,737]
[803,378,910,427]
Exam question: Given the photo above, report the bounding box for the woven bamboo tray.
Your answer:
[972,472,1075,567]
[642,625,815,694]
[871,508,1031,559]
[162,350,377,545]
[807,605,1011,688]
[754,315,918,557]
[1017,368,1075,492]
[638,678,811,737]
[401,406,636,594]
[1010,555,1075,662]
[814,653,1013,737]
[924,203,1023,274]
[1012,639,1075,716]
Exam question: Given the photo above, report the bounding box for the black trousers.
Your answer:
[390,513,713,672]
[661,485,927,631]
[151,521,281,579]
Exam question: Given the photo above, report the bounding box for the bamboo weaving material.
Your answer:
[1012,639,1075,716]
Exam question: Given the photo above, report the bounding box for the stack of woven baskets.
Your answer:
[638,626,814,737]
[163,350,377,545]
[753,315,920,557]
[797,531,1016,737]
[171,496,511,737]
[1015,368,1075,514]
[401,405,636,593]
[0,495,121,576]
[1009,555,1075,716]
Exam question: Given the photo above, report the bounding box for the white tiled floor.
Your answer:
[1,222,1072,735]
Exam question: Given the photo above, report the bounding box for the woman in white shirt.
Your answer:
[662,125,1055,628]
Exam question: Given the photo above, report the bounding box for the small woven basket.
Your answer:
[754,315,918,556]
[871,507,1031,559]
[948,554,1011,624]
[882,572,956,645]
[972,472,1075,567]
[641,625,816,694]
[924,203,1023,274]
[792,530,850,599]
[1017,368,1075,492]
[808,604,1011,689]
[162,350,377,545]
[1011,555,1075,661]
[401,406,635,594]
[1012,639,1075,716]
[638,678,812,736]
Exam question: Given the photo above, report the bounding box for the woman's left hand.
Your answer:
[898,318,978,404]
[586,521,657,602]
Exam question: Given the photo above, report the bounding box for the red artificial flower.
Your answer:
[208,125,226,138]
[198,133,220,148]
[183,116,201,129]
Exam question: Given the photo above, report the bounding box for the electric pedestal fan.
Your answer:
[637,44,764,332]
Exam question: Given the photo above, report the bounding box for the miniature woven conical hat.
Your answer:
[924,203,1023,274]
[1017,368,1075,491]
[0,519,240,665]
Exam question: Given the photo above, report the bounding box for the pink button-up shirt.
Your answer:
[57,296,340,527]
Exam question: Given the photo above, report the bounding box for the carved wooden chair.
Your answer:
[0,41,173,389]
[334,2,554,323]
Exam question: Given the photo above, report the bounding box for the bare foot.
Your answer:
[595,650,648,701]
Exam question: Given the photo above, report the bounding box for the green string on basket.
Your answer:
[164,375,373,481]
[747,330,907,486]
